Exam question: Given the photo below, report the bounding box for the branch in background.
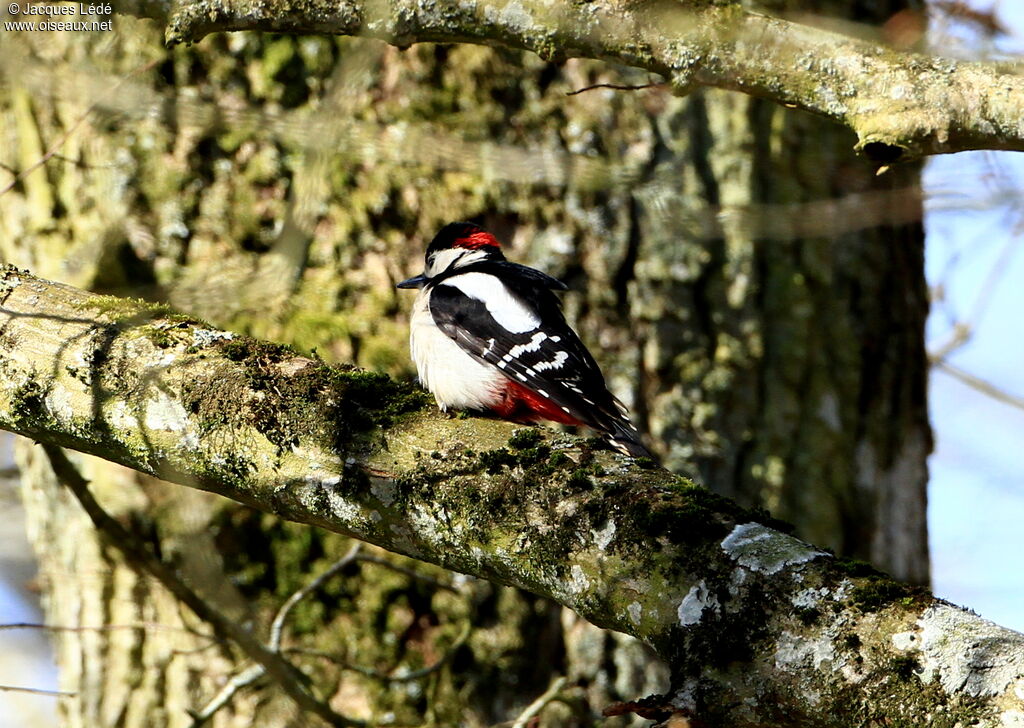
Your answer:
[0,60,158,198]
[934,360,1024,412]
[269,544,363,651]
[931,1,1008,37]
[3,267,1024,727]
[187,665,265,728]
[508,676,567,728]
[142,0,1024,161]
[0,622,218,638]
[352,553,460,594]
[288,618,471,683]
[565,82,665,96]
[927,233,1023,412]
[188,543,363,726]
[41,444,364,728]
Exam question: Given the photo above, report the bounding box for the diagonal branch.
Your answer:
[42,444,364,728]
[2,265,1024,727]
[144,0,1024,161]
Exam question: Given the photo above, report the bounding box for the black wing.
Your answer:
[427,264,651,457]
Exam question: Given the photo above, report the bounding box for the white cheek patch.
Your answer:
[427,249,488,278]
[440,272,541,333]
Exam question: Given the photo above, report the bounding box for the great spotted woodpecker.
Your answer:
[397,222,655,459]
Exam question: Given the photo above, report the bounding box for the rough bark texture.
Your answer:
[2,268,1023,728]
[1,0,932,724]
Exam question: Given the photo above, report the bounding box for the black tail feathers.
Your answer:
[605,420,660,464]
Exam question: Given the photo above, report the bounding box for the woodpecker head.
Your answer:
[397,222,506,289]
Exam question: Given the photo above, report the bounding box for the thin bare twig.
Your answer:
[354,553,458,593]
[270,544,362,650]
[0,60,159,198]
[187,664,265,727]
[190,544,364,726]
[566,82,664,96]
[0,621,219,640]
[966,236,1018,331]
[927,321,971,363]
[287,618,472,682]
[509,676,567,728]
[0,685,76,698]
[934,360,1024,412]
[42,444,363,728]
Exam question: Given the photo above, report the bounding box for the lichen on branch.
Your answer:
[2,265,1023,727]
[151,0,1024,161]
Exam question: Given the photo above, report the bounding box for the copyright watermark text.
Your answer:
[4,2,113,32]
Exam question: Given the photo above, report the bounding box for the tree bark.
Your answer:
[2,267,1022,728]
[2,1,933,723]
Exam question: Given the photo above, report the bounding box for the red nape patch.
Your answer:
[490,379,583,427]
[455,230,501,250]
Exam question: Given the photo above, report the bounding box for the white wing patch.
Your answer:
[439,272,540,334]
[505,331,548,359]
[533,351,569,372]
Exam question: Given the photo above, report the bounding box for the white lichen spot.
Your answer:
[144,390,191,435]
[591,519,616,550]
[891,630,916,652]
[677,581,719,626]
[555,499,578,517]
[483,0,535,32]
[891,604,1024,697]
[792,586,828,609]
[327,488,362,522]
[46,387,75,422]
[728,567,748,597]
[153,351,178,368]
[105,400,139,431]
[568,564,591,594]
[192,328,234,347]
[628,601,643,625]
[890,84,910,100]
[670,679,699,712]
[1002,710,1024,727]
[406,503,443,549]
[721,522,827,575]
[370,479,396,508]
[775,629,836,674]
[387,523,424,558]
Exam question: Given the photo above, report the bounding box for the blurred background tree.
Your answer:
[0,0,939,725]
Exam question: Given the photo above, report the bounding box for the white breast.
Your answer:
[409,290,505,411]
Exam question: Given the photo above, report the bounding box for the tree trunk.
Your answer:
[1,0,928,723]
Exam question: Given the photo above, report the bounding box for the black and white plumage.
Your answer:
[397,222,655,459]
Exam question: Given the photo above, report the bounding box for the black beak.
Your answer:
[396,274,427,289]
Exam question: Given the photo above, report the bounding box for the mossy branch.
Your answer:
[2,265,1023,727]
[140,0,1024,162]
